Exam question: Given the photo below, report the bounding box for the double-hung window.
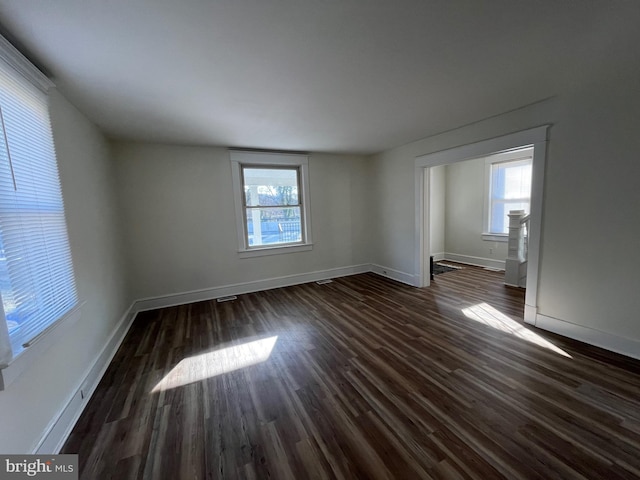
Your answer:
[483,147,533,238]
[0,36,77,374]
[230,151,312,257]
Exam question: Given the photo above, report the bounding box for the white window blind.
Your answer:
[0,50,77,366]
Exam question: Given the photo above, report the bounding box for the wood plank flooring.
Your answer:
[62,265,640,479]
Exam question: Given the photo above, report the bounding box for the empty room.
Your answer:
[0,1,639,479]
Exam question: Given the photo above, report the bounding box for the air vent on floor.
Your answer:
[216,295,237,303]
[316,279,333,285]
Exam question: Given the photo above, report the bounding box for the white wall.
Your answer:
[536,75,640,342]
[444,158,508,266]
[113,143,369,301]
[429,165,445,257]
[369,70,640,348]
[0,90,130,453]
[369,96,558,278]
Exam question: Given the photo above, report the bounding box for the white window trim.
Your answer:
[0,301,85,389]
[0,36,53,93]
[230,151,313,258]
[481,233,509,242]
[482,147,533,239]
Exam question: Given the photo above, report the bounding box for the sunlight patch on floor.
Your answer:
[152,335,278,392]
[461,303,571,358]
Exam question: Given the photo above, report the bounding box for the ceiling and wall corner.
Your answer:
[0,0,637,154]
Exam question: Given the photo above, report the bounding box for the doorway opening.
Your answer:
[414,126,549,326]
[427,147,533,286]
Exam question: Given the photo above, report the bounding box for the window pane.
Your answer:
[503,163,531,199]
[246,206,302,246]
[243,168,299,206]
[491,201,529,234]
[490,202,507,234]
[489,158,532,234]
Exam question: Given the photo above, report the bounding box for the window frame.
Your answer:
[230,151,313,258]
[482,147,533,242]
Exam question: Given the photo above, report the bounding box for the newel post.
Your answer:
[504,210,526,287]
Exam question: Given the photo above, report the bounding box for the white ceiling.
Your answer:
[0,1,638,154]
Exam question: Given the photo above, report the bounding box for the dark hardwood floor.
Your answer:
[62,265,640,479]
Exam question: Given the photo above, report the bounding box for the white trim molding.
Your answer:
[230,150,313,257]
[34,302,137,453]
[369,264,417,287]
[238,243,313,258]
[0,34,53,93]
[415,126,548,168]
[443,253,505,271]
[524,304,538,325]
[535,313,640,361]
[134,264,371,313]
[481,233,508,243]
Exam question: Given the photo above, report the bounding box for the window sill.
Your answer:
[482,233,509,242]
[238,243,313,258]
[0,301,85,390]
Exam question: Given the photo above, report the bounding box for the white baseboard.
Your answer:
[369,264,417,287]
[443,252,505,271]
[535,313,640,361]
[34,302,137,454]
[524,304,537,325]
[134,264,371,313]
[431,252,445,261]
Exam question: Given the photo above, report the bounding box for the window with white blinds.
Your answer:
[0,49,77,365]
